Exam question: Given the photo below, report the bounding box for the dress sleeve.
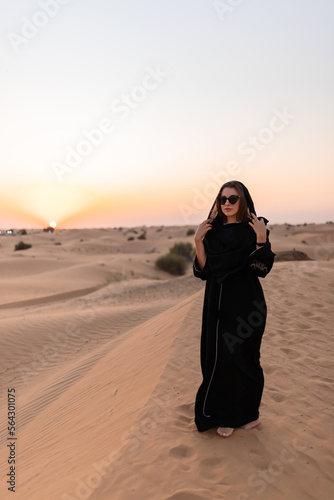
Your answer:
[193,255,209,281]
[248,228,276,278]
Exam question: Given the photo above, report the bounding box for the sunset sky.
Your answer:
[1,0,333,228]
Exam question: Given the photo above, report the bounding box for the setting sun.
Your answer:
[49,221,57,228]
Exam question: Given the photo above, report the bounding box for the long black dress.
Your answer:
[193,215,276,432]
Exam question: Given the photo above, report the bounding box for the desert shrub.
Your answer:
[54,242,62,245]
[275,250,311,262]
[138,231,147,240]
[169,242,195,262]
[186,228,195,236]
[19,229,27,235]
[155,254,187,275]
[14,241,32,251]
[127,236,134,241]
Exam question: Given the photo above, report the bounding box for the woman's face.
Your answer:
[220,187,240,219]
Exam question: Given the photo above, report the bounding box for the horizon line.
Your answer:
[1,221,333,231]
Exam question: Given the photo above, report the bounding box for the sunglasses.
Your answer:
[217,195,240,205]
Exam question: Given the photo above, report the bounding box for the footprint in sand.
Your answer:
[172,404,194,429]
[164,491,207,500]
[269,392,286,402]
[177,403,193,415]
[198,457,224,480]
[269,392,285,403]
[266,387,286,402]
[248,448,270,468]
[169,444,197,459]
[263,365,276,375]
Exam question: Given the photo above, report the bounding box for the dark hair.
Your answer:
[215,181,251,223]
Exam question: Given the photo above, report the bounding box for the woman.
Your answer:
[193,180,276,437]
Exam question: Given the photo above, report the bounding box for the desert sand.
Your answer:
[0,222,333,500]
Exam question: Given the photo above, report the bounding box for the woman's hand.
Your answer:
[194,219,213,242]
[194,219,212,270]
[248,213,267,243]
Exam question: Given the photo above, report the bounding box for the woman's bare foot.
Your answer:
[217,427,234,437]
[238,419,260,430]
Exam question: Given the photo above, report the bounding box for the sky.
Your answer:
[0,0,333,228]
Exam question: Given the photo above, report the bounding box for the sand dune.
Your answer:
[0,224,333,499]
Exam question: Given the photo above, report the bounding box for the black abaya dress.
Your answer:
[193,215,276,432]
